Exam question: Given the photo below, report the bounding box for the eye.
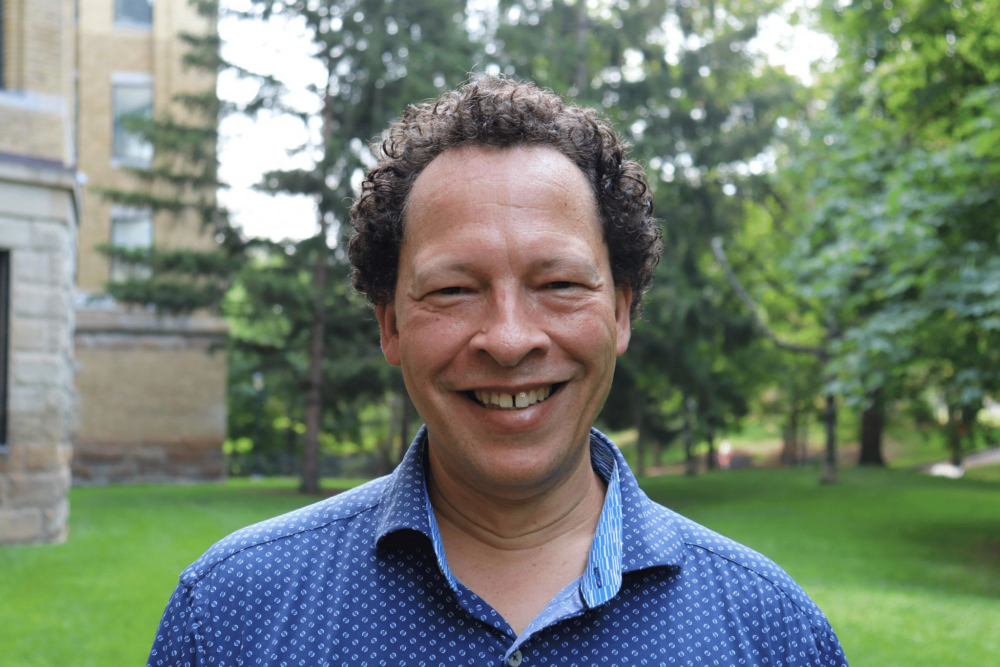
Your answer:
[544,281,577,290]
[434,286,465,295]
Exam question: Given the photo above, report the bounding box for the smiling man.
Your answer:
[147,77,848,667]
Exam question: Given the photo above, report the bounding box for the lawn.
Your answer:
[1,469,997,667]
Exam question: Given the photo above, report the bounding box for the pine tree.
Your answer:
[96,0,245,315]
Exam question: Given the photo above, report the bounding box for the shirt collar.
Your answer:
[374,426,685,605]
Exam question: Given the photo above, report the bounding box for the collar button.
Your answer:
[507,649,523,666]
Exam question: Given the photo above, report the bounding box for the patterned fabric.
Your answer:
[148,428,849,666]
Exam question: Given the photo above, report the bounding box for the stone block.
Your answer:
[24,443,69,471]
[13,249,61,286]
[43,498,69,541]
[10,385,61,415]
[11,283,68,320]
[10,317,70,354]
[30,222,72,254]
[7,469,70,508]
[12,353,67,387]
[0,443,25,472]
[9,410,64,448]
[0,507,43,544]
[0,219,33,249]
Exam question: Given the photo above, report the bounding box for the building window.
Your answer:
[112,76,153,166]
[0,251,9,447]
[115,0,153,27]
[110,207,153,281]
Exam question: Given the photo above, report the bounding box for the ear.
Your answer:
[614,286,632,357]
[376,302,402,367]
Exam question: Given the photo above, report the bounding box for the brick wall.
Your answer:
[73,310,228,484]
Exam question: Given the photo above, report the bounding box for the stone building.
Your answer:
[72,0,228,484]
[0,0,78,544]
[0,0,228,546]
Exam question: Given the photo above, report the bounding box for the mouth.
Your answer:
[464,383,565,410]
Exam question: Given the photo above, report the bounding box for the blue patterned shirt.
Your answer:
[148,428,848,666]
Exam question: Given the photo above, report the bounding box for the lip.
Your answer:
[453,381,568,434]
[458,381,566,394]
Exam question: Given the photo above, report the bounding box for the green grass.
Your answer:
[1,470,997,666]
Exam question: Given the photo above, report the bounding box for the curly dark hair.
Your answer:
[348,75,662,321]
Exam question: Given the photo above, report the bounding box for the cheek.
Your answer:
[547,304,619,361]
[398,308,476,368]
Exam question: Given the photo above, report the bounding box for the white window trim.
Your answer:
[111,73,154,168]
[111,71,153,87]
[109,206,155,282]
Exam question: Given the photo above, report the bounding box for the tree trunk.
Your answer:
[633,398,646,477]
[705,427,716,471]
[798,412,809,465]
[398,386,414,464]
[858,388,886,466]
[781,404,798,465]
[820,392,838,483]
[684,397,697,477]
[286,419,298,475]
[300,219,328,494]
[300,83,336,495]
[379,392,402,476]
[947,405,964,467]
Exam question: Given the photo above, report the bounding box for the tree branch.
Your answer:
[711,237,826,358]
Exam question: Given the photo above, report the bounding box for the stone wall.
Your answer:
[0,160,78,546]
[73,309,228,484]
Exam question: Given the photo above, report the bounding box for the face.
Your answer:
[376,145,631,493]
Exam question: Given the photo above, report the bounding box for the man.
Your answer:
[148,76,848,666]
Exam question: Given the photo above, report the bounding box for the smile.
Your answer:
[467,383,563,410]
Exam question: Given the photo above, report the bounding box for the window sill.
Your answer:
[113,21,153,31]
[111,157,152,170]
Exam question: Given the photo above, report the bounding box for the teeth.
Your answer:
[473,385,556,410]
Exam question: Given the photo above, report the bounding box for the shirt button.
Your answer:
[507,650,523,667]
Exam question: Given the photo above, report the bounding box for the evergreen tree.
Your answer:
[97,0,244,315]
[233,0,478,492]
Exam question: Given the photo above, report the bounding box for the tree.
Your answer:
[753,0,1000,468]
[490,0,804,473]
[233,0,478,492]
[96,0,244,314]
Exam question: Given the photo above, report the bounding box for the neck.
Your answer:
[426,441,606,554]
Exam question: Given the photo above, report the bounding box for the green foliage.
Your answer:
[773,0,1000,454]
[96,0,242,315]
[493,0,805,447]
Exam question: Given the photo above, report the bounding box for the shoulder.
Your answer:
[178,475,391,588]
[647,499,835,634]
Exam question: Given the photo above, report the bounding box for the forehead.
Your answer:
[402,145,603,255]
[407,144,594,212]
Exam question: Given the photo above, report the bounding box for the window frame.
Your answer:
[109,205,154,282]
[114,0,154,29]
[111,72,154,168]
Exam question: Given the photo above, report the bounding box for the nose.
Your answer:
[471,286,550,367]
